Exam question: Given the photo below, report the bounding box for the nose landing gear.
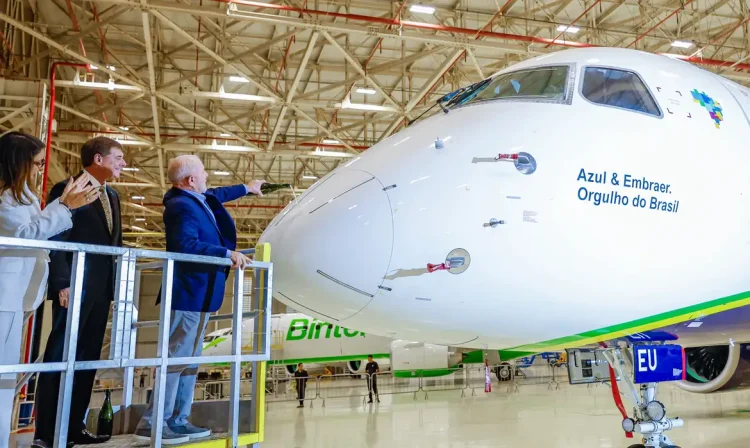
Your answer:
[567,341,685,448]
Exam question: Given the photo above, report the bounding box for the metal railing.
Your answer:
[0,236,273,448]
[246,357,570,408]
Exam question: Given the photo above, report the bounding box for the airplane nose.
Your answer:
[259,169,394,321]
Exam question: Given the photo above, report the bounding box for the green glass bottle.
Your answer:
[97,389,113,438]
[259,183,292,194]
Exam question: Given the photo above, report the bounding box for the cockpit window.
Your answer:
[581,67,661,117]
[444,65,570,109]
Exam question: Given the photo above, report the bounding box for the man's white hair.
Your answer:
[167,155,203,184]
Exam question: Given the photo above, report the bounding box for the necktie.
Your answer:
[100,185,113,233]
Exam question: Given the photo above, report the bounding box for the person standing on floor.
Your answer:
[134,155,265,445]
[0,132,99,448]
[32,136,126,448]
[294,363,308,408]
[365,355,380,403]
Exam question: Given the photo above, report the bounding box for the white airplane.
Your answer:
[258,47,750,446]
[201,312,474,377]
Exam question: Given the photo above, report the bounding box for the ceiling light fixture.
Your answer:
[671,40,694,48]
[322,139,339,144]
[340,98,397,112]
[131,196,145,200]
[114,139,150,146]
[214,171,231,176]
[308,150,355,158]
[229,75,249,83]
[556,25,580,33]
[410,4,435,14]
[122,167,140,172]
[356,87,376,95]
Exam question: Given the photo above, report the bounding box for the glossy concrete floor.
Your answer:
[261,381,750,448]
[11,379,750,447]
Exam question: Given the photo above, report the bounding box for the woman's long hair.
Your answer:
[0,132,45,205]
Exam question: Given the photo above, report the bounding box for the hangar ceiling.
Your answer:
[0,0,748,249]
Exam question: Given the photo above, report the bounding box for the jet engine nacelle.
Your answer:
[346,360,362,373]
[674,343,750,393]
[389,340,450,374]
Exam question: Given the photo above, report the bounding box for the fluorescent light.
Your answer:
[671,40,693,48]
[356,87,376,95]
[164,143,256,153]
[122,167,140,172]
[135,218,146,222]
[106,65,116,71]
[114,139,150,146]
[220,133,231,137]
[191,90,276,103]
[119,126,129,131]
[131,196,145,200]
[322,139,339,144]
[307,150,355,158]
[57,80,141,91]
[131,225,147,232]
[410,4,435,14]
[89,64,98,70]
[302,175,318,180]
[556,25,580,33]
[214,171,230,176]
[229,75,249,83]
[340,99,397,112]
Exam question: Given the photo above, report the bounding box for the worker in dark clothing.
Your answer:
[294,363,308,408]
[365,355,380,403]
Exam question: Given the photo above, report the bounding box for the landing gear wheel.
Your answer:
[495,364,512,382]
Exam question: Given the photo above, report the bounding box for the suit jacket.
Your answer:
[47,172,123,303]
[0,186,73,312]
[159,185,247,313]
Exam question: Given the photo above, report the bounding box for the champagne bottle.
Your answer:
[97,389,113,438]
[259,183,292,194]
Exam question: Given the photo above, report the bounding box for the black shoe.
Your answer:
[31,438,74,448]
[70,428,110,444]
[367,399,373,403]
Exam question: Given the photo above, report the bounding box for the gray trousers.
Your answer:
[138,310,209,428]
[0,311,23,446]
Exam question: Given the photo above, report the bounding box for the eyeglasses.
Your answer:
[33,158,45,168]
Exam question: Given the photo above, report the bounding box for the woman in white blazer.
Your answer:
[0,132,99,446]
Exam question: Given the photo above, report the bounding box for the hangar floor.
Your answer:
[11,380,750,447]
[262,382,750,448]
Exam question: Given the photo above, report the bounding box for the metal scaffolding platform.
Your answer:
[0,236,273,448]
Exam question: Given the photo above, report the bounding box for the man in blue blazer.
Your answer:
[134,155,265,445]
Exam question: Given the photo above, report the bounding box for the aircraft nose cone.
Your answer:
[259,169,394,321]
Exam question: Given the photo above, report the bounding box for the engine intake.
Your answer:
[675,343,750,393]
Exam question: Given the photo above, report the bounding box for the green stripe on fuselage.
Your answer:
[497,290,750,357]
[204,353,390,368]
[202,337,226,351]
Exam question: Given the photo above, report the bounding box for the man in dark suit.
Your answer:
[134,155,265,444]
[32,137,126,447]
